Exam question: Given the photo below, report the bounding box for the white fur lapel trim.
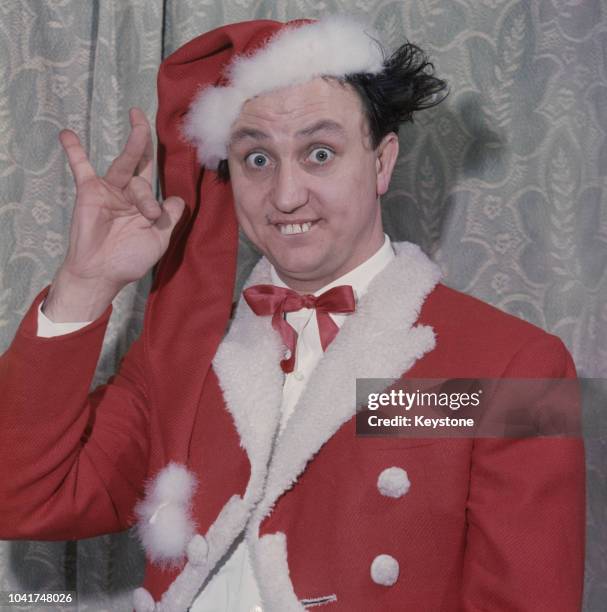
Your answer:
[253,241,441,520]
[212,257,285,507]
[140,263,287,610]
[252,532,306,611]
[154,495,249,611]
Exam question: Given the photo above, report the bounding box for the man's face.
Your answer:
[227,77,398,292]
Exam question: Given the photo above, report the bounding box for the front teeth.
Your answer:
[280,222,313,235]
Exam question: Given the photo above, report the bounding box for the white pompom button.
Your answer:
[133,587,156,612]
[187,534,209,566]
[377,466,410,498]
[370,554,400,586]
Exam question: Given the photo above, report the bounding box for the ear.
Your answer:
[375,132,399,196]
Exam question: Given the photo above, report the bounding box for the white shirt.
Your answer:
[36,235,395,611]
[37,305,93,337]
[272,234,395,434]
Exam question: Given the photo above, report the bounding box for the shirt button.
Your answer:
[293,371,304,381]
[284,349,292,359]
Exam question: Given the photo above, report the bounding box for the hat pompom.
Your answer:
[154,461,198,504]
[134,462,198,567]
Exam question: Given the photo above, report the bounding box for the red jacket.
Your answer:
[0,241,585,611]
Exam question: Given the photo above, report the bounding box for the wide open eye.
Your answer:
[245,152,271,169]
[307,147,334,165]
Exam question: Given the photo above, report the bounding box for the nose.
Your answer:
[271,160,309,212]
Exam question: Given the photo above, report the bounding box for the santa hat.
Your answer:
[148,15,390,470]
[182,16,385,169]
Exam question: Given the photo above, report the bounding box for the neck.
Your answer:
[271,233,392,295]
[273,272,350,294]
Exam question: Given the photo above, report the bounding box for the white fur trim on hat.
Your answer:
[377,466,411,498]
[183,15,385,169]
[370,554,400,586]
[134,462,198,568]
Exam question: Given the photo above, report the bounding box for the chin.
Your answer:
[270,249,326,274]
[274,262,324,280]
[272,256,329,281]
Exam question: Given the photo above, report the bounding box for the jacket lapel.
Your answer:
[211,257,284,506]
[214,241,441,520]
[253,241,441,520]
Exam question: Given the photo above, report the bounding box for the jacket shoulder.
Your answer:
[421,283,546,336]
[413,283,573,378]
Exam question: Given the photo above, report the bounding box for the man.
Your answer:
[0,16,584,612]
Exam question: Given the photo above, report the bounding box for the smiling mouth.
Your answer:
[276,221,318,235]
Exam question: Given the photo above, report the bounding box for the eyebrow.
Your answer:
[296,119,346,138]
[229,127,269,145]
[229,119,346,145]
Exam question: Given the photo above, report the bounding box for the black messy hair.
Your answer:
[344,40,449,147]
[215,39,448,182]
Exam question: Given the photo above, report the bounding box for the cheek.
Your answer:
[315,167,376,220]
[233,200,261,243]
[236,208,259,233]
[233,184,266,225]
[342,154,377,195]
[230,169,261,215]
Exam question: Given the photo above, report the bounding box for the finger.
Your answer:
[132,108,155,185]
[59,130,97,188]
[125,175,162,221]
[105,108,152,189]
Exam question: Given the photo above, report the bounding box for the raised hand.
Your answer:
[43,108,185,322]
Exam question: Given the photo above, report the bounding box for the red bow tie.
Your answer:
[243,284,356,373]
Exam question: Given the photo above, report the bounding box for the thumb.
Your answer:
[160,196,186,228]
[154,196,186,244]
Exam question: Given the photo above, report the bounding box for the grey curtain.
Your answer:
[0,1,604,610]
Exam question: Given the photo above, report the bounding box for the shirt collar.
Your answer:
[269,234,395,302]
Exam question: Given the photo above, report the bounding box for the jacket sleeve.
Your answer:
[0,286,150,541]
[460,334,585,611]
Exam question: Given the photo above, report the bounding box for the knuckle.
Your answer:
[130,175,149,192]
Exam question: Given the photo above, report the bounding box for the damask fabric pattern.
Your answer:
[0,0,604,610]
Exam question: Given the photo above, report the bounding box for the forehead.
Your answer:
[229,77,368,143]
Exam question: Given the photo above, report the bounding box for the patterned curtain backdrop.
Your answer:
[0,0,604,610]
